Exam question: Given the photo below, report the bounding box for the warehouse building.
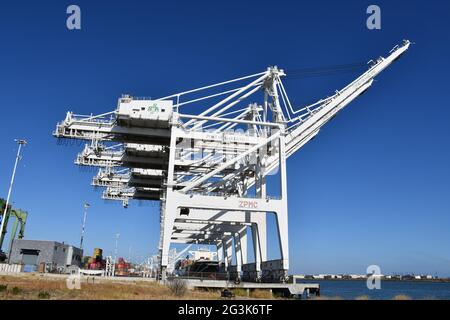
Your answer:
[9,239,82,271]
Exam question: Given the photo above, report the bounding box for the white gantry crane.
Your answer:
[54,40,410,282]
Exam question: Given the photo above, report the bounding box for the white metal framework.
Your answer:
[54,40,410,282]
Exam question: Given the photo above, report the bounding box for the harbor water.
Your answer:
[297,280,450,300]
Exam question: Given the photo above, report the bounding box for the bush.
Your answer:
[0,284,7,292]
[168,279,187,297]
[11,287,22,295]
[38,291,50,299]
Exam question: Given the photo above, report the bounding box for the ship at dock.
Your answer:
[174,248,225,279]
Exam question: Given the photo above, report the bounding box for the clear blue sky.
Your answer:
[0,0,449,276]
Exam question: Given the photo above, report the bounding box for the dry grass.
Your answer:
[249,289,273,299]
[0,274,217,300]
[311,295,344,300]
[392,294,412,300]
[231,288,248,297]
[355,295,370,300]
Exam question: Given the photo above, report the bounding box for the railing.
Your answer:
[170,271,231,281]
[70,111,116,124]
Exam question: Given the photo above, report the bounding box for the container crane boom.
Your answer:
[284,40,410,159]
[233,40,412,182]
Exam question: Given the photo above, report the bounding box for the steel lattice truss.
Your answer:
[54,40,410,282]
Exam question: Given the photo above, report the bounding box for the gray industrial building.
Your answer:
[9,239,82,271]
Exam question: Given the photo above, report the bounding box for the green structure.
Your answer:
[0,198,27,260]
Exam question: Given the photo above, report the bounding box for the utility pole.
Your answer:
[79,203,90,252]
[114,233,120,262]
[108,233,120,277]
[128,245,132,264]
[0,139,27,254]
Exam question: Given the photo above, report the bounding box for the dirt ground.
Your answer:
[0,273,276,300]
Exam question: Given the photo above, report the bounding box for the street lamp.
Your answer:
[0,139,27,253]
[110,233,120,277]
[114,233,120,262]
[79,202,90,251]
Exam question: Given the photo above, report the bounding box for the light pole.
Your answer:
[128,245,132,264]
[0,139,27,253]
[79,203,90,252]
[114,233,120,262]
[110,233,120,277]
